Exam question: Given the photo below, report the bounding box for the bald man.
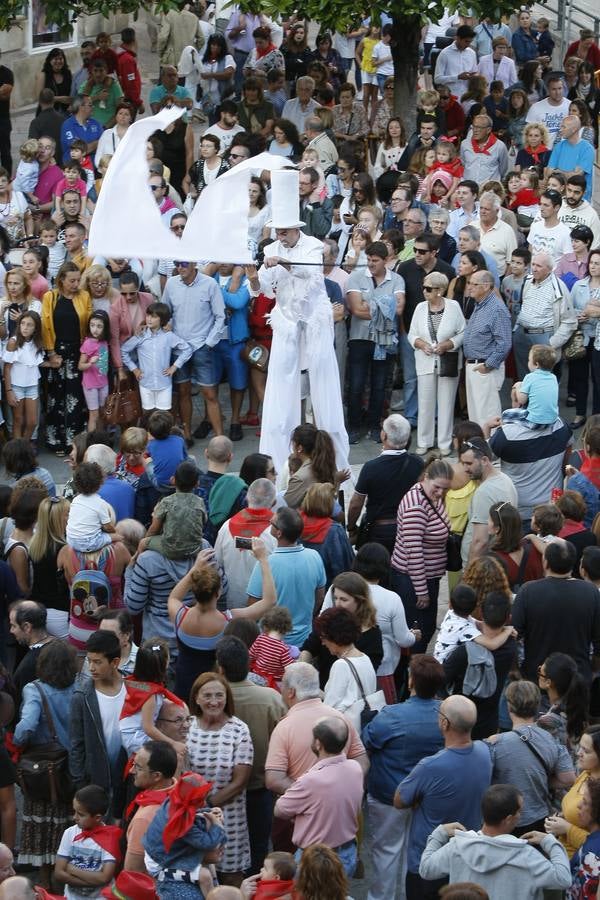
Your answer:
[273,716,363,876]
[0,876,35,899]
[394,696,492,900]
[546,114,595,201]
[0,846,15,886]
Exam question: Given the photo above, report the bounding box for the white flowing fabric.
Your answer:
[89,107,290,263]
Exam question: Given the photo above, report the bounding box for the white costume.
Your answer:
[257,171,349,472]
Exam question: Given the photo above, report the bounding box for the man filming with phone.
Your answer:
[214,477,278,608]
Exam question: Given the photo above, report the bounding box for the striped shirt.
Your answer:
[249,633,295,679]
[391,485,450,595]
[463,291,512,370]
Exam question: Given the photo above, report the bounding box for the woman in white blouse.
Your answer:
[408,271,465,456]
[373,117,407,180]
[317,606,377,728]
[478,36,518,91]
[94,101,133,168]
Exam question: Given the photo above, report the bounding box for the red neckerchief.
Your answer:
[434,158,464,178]
[525,143,549,165]
[125,783,175,820]
[228,507,273,538]
[299,512,334,544]
[471,133,498,155]
[120,678,184,719]
[559,520,587,538]
[508,187,539,210]
[162,773,213,852]
[255,879,295,899]
[73,824,123,862]
[256,42,277,58]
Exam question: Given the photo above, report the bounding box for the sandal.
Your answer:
[240,413,260,426]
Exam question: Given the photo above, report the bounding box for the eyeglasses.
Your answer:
[407,219,423,225]
[423,285,436,292]
[229,152,245,160]
[156,715,192,726]
[150,185,163,191]
[171,224,186,232]
[90,280,108,287]
[438,710,451,726]
[461,440,480,452]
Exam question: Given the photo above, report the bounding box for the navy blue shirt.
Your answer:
[362,696,444,805]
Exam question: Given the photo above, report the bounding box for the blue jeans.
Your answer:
[233,49,249,96]
[347,340,393,431]
[398,331,418,425]
[295,840,357,877]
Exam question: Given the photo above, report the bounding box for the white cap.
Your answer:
[267,169,305,229]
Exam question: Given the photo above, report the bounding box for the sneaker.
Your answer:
[229,423,243,441]
[415,446,428,455]
[193,419,212,439]
[566,395,576,407]
[368,428,382,443]
[348,431,361,445]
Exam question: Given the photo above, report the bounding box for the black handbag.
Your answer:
[427,306,460,378]
[420,486,463,572]
[16,683,73,805]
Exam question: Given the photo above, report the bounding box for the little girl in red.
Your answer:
[249,607,298,688]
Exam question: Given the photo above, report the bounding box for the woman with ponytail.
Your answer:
[537,652,589,756]
[284,423,350,510]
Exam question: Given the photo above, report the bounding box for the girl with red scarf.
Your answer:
[119,639,185,759]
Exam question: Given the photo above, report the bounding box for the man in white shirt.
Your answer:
[203,99,245,154]
[528,190,573,265]
[473,191,517,277]
[448,180,480,240]
[513,251,576,378]
[558,174,600,248]
[526,76,570,148]
[434,25,478,98]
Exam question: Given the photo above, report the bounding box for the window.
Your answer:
[29,0,77,52]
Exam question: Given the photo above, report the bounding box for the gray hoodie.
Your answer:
[419,825,571,899]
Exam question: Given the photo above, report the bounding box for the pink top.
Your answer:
[80,337,109,389]
[391,484,450,594]
[109,292,153,367]
[275,754,363,848]
[28,273,49,300]
[53,177,88,198]
[35,164,63,204]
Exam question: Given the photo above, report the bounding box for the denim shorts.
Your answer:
[12,384,39,400]
[213,339,248,390]
[174,345,217,387]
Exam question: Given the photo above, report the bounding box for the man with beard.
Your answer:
[558,174,600,248]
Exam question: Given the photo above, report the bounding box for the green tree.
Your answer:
[0,0,178,34]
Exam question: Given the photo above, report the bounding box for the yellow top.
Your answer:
[560,770,590,858]
[361,37,379,74]
[445,479,478,535]
[41,289,93,352]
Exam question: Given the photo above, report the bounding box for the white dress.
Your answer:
[186,716,253,873]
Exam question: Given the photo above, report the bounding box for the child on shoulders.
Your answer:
[249,607,299,687]
[139,459,206,560]
[434,584,515,663]
[505,344,559,429]
[66,461,123,553]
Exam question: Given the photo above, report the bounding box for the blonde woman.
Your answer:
[80,264,120,314]
[29,496,70,638]
[408,272,465,456]
[0,269,42,342]
[515,122,551,171]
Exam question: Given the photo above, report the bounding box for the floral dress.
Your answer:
[186,716,253,873]
[45,296,87,452]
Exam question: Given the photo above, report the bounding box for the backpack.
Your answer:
[68,548,113,651]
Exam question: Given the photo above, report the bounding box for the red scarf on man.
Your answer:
[125,783,175,820]
[471,133,498,155]
[256,42,277,58]
[525,143,549,165]
[120,678,184,720]
[73,824,123,862]
[228,507,273,538]
[299,512,333,544]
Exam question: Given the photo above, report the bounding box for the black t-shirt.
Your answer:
[397,258,456,330]
[0,66,14,121]
[444,637,517,739]
[512,576,600,681]
[355,452,424,523]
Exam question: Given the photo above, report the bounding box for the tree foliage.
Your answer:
[0,0,179,32]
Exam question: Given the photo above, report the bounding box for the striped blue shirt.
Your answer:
[463,291,512,370]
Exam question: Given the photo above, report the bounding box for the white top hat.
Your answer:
[267,169,305,229]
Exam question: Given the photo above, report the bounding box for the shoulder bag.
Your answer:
[105,374,142,427]
[426,306,459,378]
[343,658,385,730]
[420,486,462,572]
[240,339,269,372]
[563,328,586,361]
[514,725,552,778]
[16,683,74,804]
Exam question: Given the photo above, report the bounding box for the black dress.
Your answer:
[156,120,188,197]
[45,296,87,452]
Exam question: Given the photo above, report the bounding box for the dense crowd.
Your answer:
[0,3,599,900]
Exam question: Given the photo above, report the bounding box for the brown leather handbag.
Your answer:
[104,375,142,426]
[240,339,269,372]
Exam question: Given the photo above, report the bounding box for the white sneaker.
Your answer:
[439,447,452,457]
[415,446,428,455]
